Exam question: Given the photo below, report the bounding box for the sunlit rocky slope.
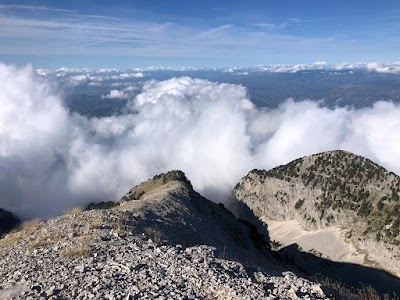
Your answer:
[0,171,327,300]
[234,150,400,278]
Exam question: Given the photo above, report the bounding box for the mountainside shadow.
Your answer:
[118,186,400,297]
[225,197,400,296]
[277,243,400,295]
[127,190,275,272]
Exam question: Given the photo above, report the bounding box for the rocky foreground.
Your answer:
[0,171,328,300]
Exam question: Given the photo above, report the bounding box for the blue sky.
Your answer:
[0,0,399,68]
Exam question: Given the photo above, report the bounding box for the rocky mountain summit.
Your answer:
[234,150,400,279]
[0,171,328,300]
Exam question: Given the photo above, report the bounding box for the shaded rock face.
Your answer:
[234,150,400,277]
[0,170,329,299]
[0,208,20,237]
[116,170,273,265]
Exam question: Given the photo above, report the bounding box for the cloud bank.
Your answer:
[35,61,400,88]
[1,63,400,219]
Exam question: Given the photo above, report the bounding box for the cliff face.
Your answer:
[234,150,400,277]
[0,208,20,237]
[0,171,328,300]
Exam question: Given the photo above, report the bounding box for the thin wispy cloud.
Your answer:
[0,11,344,59]
[250,16,344,32]
[252,22,288,30]
[376,15,400,21]
[0,2,399,66]
[0,4,75,13]
[287,16,344,24]
[198,24,234,37]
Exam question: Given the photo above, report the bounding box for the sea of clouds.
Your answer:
[1,63,400,219]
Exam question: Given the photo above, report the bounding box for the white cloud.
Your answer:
[366,62,400,74]
[70,74,88,83]
[111,82,130,87]
[2,64,400,220]
[101,85,138,99]
[132,72,144,78]
[56,67,85,73]
[257,61,400,74]
[110,83,122,87]
[33,61,400,76]
[0,64,73,217]
[110,73,144,80]
[88,82,102,87]
[97,68,119,73]
[313,61,327,66]
[36,69,52,76]
[101,89,130,99]
[88,76,104,82]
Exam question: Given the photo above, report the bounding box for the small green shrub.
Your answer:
[294,199,305,210]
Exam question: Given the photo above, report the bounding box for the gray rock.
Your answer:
[0,172,331,299]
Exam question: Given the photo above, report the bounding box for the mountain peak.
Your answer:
[120,170,192,202]
[235,150,400,278]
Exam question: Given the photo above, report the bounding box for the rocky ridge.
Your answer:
[234,150,400,277]
[0,171,328,300]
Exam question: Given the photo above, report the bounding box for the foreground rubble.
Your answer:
[0,172,328,299]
